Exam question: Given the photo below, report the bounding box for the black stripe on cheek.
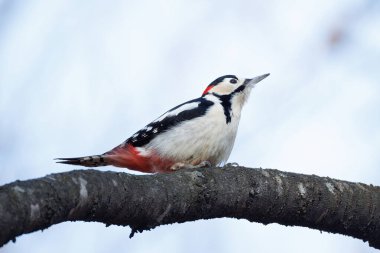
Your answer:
[233,84,246,93]
[214,94,232,124]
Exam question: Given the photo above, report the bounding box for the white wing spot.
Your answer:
[154,101,200,122]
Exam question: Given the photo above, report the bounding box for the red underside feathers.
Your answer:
[105,144,175,173]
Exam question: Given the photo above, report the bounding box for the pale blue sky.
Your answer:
[1,0,379,252]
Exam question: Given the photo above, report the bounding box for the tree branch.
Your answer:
[0,166,379,249]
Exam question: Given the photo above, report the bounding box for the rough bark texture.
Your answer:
[0,166,379,249]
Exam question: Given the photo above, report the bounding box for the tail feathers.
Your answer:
[55,155,108,167]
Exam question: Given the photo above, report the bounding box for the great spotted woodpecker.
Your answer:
[56,73,270,173]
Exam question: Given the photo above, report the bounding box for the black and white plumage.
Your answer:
[56,73,270,173]
[127,97,215,147]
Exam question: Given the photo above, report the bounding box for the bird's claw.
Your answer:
[170,160,212,171]
[197,160,212,168]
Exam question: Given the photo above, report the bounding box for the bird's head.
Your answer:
[202,73,270,97]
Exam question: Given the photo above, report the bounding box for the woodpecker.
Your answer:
[56,73,270,173]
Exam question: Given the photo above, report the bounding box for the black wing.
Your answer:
[126,97,214,147]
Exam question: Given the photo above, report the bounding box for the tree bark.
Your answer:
[0,166,379,249]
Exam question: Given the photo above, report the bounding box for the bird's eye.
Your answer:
[230,79,238,84]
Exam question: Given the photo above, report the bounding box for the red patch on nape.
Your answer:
[202,85,214,96]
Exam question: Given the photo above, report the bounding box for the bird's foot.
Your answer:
[223,162,239,167]
[170,161,212,171]
[194,160,212,168]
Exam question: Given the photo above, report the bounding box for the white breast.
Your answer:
[145,95,242,166]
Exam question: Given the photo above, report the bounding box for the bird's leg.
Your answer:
[194,160,212,168]
[170,161,212,171]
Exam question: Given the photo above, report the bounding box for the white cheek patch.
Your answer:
[210,84,234,95]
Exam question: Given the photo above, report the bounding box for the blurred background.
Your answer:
[1,0,379,252]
